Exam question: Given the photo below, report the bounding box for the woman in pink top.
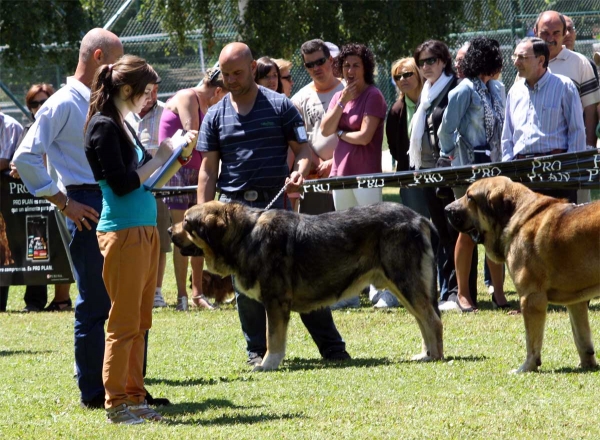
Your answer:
[321,43,387,210]
[321,44,388,309]
[158,68,226,311]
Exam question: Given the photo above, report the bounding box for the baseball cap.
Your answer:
[325,42,340,58]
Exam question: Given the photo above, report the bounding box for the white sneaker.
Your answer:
[153,291,167,308]
[373,290,400,308]
[439,300,459,312]
[176,296,188,311]
[368,285,379,302]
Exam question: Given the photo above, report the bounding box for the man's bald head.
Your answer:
[79,28,123,65]
[219,42,253,66]
[534,11,566,59]
[218,42,257,99]
[534,11,566,36]
[76,28,123,87]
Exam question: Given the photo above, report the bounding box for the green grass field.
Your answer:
[1,188,599,439]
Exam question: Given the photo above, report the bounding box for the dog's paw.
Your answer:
[509,364,538,374]
[411,353,434,362]
[579,360,599,370]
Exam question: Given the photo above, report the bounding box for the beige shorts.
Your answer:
[156,198,172,253]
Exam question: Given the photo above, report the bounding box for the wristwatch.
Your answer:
[177,154,192,166]
[336,129,344,138]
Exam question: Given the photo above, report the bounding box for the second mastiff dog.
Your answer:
[446,176,600,373]
[170,200,443,371]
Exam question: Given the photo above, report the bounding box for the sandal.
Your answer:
[129,400,163,421]
[455,296,477,313]
[491,296,511,311]
[191,294,214,310]
[44,298,72,312]
[176,296,188,311]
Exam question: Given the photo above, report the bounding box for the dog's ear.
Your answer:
[487,186,515,225]
[204,212,226,230]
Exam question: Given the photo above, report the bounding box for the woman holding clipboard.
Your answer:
[84,55,196,424]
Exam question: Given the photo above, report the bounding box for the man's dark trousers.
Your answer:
[68,189,110,403]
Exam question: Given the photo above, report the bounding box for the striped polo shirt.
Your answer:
[501,71,586,160]
[198,86,303,192]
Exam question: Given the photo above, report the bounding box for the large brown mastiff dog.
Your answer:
[446,176,600,373]
[170,200,443,371]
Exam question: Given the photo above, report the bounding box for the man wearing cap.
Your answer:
[291,39,344,215]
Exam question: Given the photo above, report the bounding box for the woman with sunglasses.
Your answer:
[273,58,294,97]
[321,43,387,309]
[255,57,283,94]
[159,67,226,311]
[408,40,462,310]
[6,83,73,312]
[438,37,509,312]
[386,58,427,215]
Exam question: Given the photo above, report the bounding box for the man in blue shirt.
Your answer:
[14,29,168,409]
[502,37,585,202]
[198,42,350,367]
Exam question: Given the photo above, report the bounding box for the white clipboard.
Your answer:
[143,130,188,190]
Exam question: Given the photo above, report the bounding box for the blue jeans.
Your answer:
[219,191,347,359]
[67,189,111,402]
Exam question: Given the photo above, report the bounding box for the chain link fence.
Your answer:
[1,0,599,125]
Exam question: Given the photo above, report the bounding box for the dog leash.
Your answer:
[264,182,289,210]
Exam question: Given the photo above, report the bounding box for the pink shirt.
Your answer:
[328,85,387,176]
[158,105,203,170]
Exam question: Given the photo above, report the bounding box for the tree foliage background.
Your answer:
[0,0,101,76]
[147,0,464,63]
[1,0,598,105]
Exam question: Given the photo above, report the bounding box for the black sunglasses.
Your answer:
[417,56,438,67]
[29,99,47,109]
[393,72,414,81]
[304,57,327,69]
[281,75,293,82]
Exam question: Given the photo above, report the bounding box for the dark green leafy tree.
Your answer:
[0,0,99,72]
[146,0,465,62]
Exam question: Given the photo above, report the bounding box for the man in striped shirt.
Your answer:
[197,42,351,367]
[502,37,585,202]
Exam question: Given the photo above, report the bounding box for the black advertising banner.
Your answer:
[301,149,600,193]
[0,172,74,286]
[300,149,600,193]
[150,149,600,198]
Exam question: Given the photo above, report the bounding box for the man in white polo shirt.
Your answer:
[534,10,599,148]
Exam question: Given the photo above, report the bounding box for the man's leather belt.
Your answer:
[514,148,566,160]
[66,184,101,192]
[221,189,277,202]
